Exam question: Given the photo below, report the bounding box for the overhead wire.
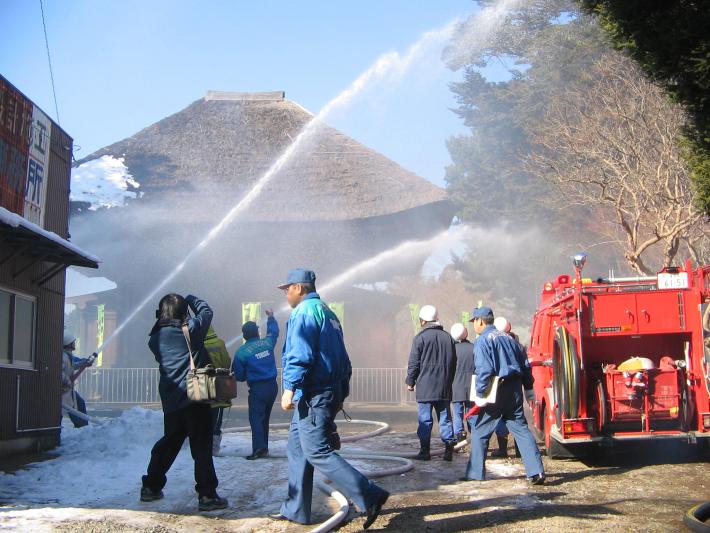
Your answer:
[39,0,61,124]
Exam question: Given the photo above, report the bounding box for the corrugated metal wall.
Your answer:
[43,126,72,237]
[0,106,72,448]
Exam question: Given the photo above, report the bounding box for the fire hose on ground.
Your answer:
[223,419,467,532]
[61,403,98,424]
[685,502,710,532]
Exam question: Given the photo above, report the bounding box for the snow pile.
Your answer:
[71,155,141,209]
[0,407,293,529]
[0,407,164,506]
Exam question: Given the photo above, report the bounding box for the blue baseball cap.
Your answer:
[277,268,316,289]
[242,321,259,340]
[470,306,494,320]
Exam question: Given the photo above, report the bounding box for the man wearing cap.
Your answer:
[462,307,545,485]
[405,305,457,461]
[491,316,523,459]
[275,268,389,529]
[233,309,279,460]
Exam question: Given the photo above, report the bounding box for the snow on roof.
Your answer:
[65,268,116,298]
[71,155,141,210]
[0,207,101,264]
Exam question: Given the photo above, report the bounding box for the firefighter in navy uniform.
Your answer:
[461,306,545,484]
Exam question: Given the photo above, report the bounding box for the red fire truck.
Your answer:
[527,253,710,457]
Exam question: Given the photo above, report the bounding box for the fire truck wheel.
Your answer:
[595,381,608,433]
[680,382,694,432]
[696,438,710,457]
[684,502,710,532]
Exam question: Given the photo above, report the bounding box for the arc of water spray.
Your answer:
[97,21,459,353]
[224,226,469,348]
[99,0,521,353]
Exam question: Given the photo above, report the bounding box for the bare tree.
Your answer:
[526,52,708,275]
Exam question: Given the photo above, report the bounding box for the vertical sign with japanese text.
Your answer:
[23,105,52,226]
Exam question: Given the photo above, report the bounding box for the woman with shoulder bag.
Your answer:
[140,293,228,512]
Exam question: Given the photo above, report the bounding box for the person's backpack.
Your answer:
[204,328,232,369]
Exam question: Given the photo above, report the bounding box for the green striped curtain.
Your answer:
[409,304,421,334]
[241,302,261,324]
[329,302,345,331]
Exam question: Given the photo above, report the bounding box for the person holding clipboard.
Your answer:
[460,306,545,485]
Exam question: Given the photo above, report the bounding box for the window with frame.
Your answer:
[0,288,36,367]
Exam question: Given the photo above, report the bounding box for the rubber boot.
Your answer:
[443,441,454,462]
[490,435,509,458]
[414,441,431,461]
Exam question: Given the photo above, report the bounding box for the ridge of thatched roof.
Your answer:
[75,93,450,222]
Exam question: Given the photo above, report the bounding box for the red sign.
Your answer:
[0,77,32,215]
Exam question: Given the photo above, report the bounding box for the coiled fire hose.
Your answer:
[223,418,467,532]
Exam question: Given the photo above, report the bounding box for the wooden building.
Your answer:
[0,75,98,456]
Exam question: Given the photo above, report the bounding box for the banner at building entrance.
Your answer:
[408,304,421,335]
[329,302,344,331]
[96,304,105,367]
[242,302,261,325]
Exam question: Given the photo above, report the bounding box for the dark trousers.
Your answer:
[67,391,88,428]
[248,378,278,452]
[142,404,218,498]
[280,387,385,524]
[452,400,471,436]
[211,407,224,436]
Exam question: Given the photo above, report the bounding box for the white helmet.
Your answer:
[450,323,468,341]
[63,331,77,347]
[418,305,438,323]
[494,316,511,333]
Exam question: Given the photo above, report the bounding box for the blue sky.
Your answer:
[0,0,491,187]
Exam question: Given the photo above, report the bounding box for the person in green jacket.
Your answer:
[204,326,232,456]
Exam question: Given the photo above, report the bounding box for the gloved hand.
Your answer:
[524,389,536,405]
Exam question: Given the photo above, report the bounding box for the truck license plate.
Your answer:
[657,272,689,289]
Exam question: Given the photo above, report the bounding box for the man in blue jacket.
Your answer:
[275,269,389,529]
[462,306,545,485]
[141,293,228,511]
[233,309,279,460]
[405,305,457,461]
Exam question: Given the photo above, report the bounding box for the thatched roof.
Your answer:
[75,91,450,222]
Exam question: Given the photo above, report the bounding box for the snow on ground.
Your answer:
[0,408,300,532]
[71,155,140,209]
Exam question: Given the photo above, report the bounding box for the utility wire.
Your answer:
[39,0,60,123]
